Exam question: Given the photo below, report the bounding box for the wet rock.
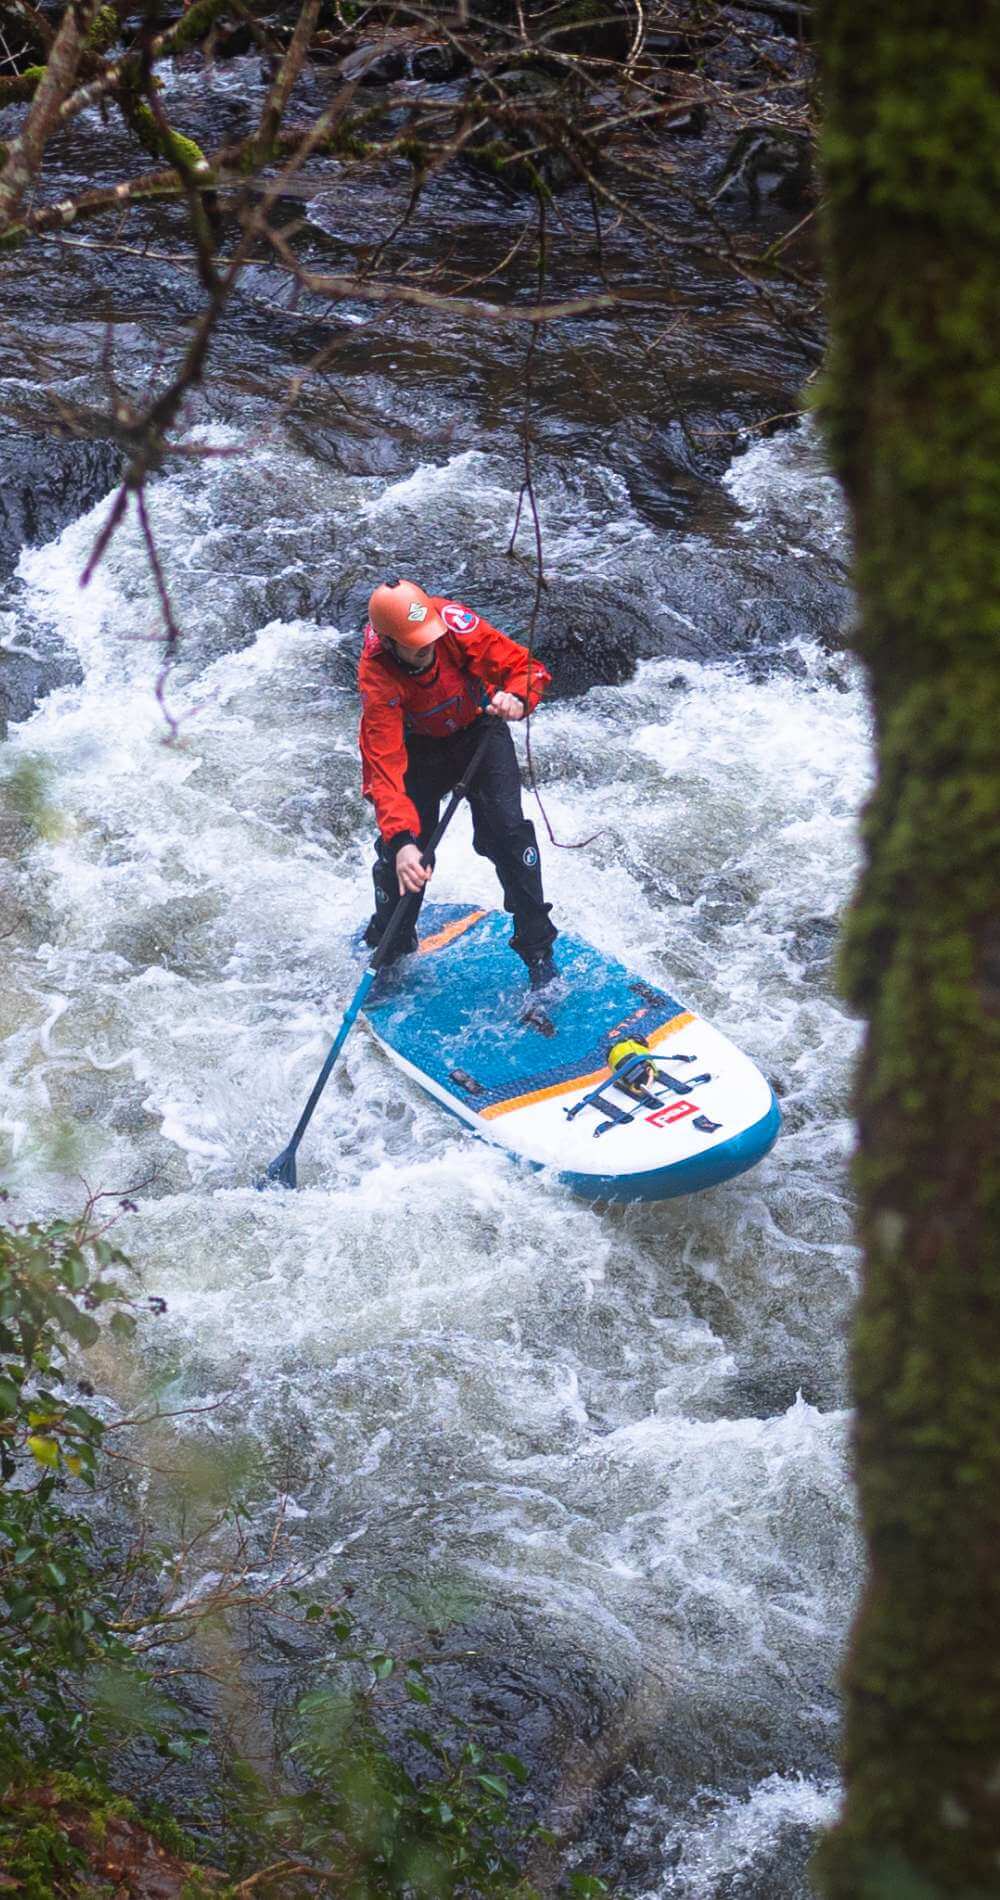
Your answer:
[0,627,83,741]
[0,429,122,581]
[664,98,708,136]
[338,35,466,86]
[535,574,709,696]
[651,531,851,659]
[492,65,562,100]
[787,913,839,984]
[646,28,700,64]
[0,424,117,737]
[410,41,467,82]
[339,39,408,84]
[681,3,811,103]
[712,125,814,214]
[540,0,633,58]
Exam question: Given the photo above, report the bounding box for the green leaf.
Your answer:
[476,1774,508,1800]
[497,1750,530,1784]
[370,1653,395,1681]
[407,1727,448,1761]
[0,1374,20,1413]
[109,1310,137,1341]
[405,1673,432,1704]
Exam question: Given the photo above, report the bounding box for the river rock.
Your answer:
[530,574,704,696]
[0,430,118,736]
[338,34,466,86]
[712,124,814,213]
[0,622,83,741]
[0,430,122,583]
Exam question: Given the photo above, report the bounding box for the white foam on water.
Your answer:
[629,1771,840,1898]
[723,418,848,559]
[1,422,864,1893]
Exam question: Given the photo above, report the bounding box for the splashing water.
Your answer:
[1,424,866,1893]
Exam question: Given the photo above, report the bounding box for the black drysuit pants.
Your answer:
[368,717,556,964]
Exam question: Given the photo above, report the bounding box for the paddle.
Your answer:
[259,722,494,1189]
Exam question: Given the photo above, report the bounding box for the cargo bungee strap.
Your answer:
[564,1051,719,1140]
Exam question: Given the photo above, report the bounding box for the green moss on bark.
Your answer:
[85,4,118,54]
[164,0,233,57]
[0,63,43,103]
[121,97,213,182]
[813,4,1000,1897]
[0,1760,223,1898]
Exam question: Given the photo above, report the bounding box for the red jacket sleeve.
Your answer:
[434,600,551,711]
[359,664,420,848]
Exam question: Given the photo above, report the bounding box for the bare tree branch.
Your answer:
[0,0,100,231]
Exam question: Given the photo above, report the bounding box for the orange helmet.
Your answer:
[368,577,447,651]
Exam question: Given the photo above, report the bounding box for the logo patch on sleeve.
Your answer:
[441,603,479,635]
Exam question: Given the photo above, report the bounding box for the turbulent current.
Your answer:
[2,424,864,1896]
[1,46,865,1895]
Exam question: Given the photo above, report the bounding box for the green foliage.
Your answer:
[0,1785,89,1900]
[229,1677,545,1898]
[214,1578,603,1898]
[0,1202,137,1764]
[0,1207,204,1776]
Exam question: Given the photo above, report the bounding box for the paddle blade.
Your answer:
[257,1145,298,1191]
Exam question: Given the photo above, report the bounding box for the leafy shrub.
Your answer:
[0,1198,139,1763]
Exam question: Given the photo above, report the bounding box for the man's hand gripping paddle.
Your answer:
[259,723,494,1190]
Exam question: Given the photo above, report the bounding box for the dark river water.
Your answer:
[1,43,862,1897]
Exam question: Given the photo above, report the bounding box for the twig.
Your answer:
[0,0,101,231]
[511,192,605,853]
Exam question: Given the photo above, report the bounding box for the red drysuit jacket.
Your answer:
[359,597,551,849]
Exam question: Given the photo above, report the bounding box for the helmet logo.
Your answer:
[522,846,538,867]
[441,603,479,634]
[407,602,428,623]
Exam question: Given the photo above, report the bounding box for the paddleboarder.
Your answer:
[359,576,558,988]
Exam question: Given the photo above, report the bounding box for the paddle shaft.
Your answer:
[281,721,495,1159]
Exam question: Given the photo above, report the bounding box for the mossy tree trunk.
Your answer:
[813,4,1000,1897]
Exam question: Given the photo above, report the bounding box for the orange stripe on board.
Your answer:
[419,909,488,955]
[647,1011,695,1049]
[479,1010,696,1121]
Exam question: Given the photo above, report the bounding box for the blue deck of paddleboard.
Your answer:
[363,904,686,1111]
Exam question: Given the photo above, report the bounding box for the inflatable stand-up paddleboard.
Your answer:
[359,904,780,1203]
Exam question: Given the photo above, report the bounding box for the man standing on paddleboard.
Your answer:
[359,576,558,990]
